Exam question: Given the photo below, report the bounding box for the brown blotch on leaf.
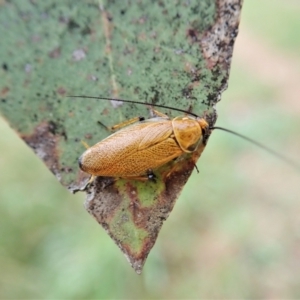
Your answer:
[200,0,241,69]
[57,87,67,95]
[48,47,61,58]
[21,122,60,177]
[122,237,153,274]
[85,177,123,223]
[84,133,93,140]
[1,86,10,97]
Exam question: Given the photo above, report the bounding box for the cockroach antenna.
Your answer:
[68,95,300,172]
[210,126,300,171]
[67,95,199,118]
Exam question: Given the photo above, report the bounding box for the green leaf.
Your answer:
[0,0,242,273]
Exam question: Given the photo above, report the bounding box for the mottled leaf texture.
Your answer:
[0,0,242,273]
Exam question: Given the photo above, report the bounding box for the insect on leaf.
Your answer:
[0,0,242,273]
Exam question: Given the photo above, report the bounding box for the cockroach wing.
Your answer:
[80,119,183,177]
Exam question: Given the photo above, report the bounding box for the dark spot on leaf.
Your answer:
[81,26,92,35]
[221,76,227,86]
[206,92,216,106]
[2,63,8,71]
[1,99,6,103]
[120,9,126,15]
[48,120,59,135]
[186,28,199,42]
[62,131,68,141]
[48,47,61,58]
[48,120,68,141]
[182,86,193,98]
[68,19,80,30]
[150,86,160,103]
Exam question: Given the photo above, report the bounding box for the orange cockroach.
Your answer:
[69,96,300,181]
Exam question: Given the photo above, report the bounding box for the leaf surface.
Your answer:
[0,0,242,273]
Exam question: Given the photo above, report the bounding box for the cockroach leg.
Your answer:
[146,169,157,183]
[150,108,169,119]
[110,116,145,131]
[97,120,110,131]
[120,171,157,182]
[81,140,90,149]
[193,163,199,174]
[97,116,145,132]
[88,175,96,185]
